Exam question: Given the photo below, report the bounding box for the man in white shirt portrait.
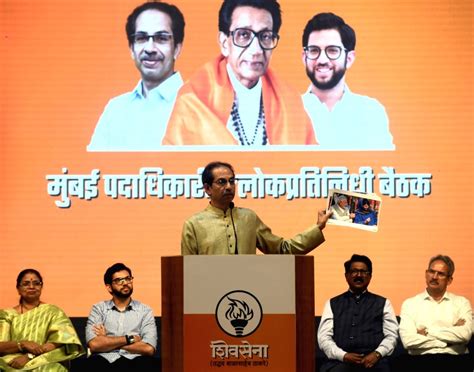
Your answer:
[398,254,472,372]
[88,1,185,151]
[329,194,355,222]
[301,13,394,151]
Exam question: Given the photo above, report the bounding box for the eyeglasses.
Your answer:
[348,269,371,277]
[112,276,134,285]
[131,32,173,45]
[213,178,236,187]
[426,269,448,279]
[304,45,347,60]
[19,281,43,288]
[230,28,279,50]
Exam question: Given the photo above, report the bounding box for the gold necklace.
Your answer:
[20,302,40,314]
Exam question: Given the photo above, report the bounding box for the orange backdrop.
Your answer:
[1,0,472,316]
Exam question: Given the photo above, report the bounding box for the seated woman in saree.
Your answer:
[353,198,378,226]
[0,269,84,371]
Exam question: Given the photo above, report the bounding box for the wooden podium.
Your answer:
[161,255,315,372]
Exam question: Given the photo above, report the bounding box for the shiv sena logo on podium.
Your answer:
[215,290,263,338]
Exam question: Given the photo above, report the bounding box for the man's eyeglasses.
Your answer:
[131,32,173,45]
[348,269,371,277]
[304,45,347,60]
[230,28,279,50]
[213,178,236,187]
[426,269,448,279]
[112,276,134,285]
[19,281,43,288]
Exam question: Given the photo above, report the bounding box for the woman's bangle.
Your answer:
[17,341,24,352]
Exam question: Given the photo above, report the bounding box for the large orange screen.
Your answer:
[1,0,472,316]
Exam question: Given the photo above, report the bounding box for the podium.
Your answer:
[161,255,315,372]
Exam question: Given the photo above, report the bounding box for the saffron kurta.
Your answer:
[181,204,325,255]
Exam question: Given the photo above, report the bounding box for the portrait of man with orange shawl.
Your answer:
[163,0,315,147]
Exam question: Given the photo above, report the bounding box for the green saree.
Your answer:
[0,304,84,371]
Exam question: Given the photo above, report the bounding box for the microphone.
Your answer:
[229,202,238,254]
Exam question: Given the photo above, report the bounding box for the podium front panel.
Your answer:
[162,255,314,372]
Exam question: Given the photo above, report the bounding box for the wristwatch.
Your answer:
[374,351,382,359]
[125,334,136,345]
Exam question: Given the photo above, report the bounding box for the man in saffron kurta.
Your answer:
[162,0,315,146]
[182,161,330,255]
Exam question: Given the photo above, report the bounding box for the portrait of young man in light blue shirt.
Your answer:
[301,13,394,151]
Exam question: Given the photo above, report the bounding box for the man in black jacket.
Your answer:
[317,254,398,372]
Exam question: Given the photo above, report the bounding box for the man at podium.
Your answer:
[181,161,331,255]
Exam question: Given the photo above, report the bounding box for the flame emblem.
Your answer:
[225,297,254,336]
[215,290,263,337]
